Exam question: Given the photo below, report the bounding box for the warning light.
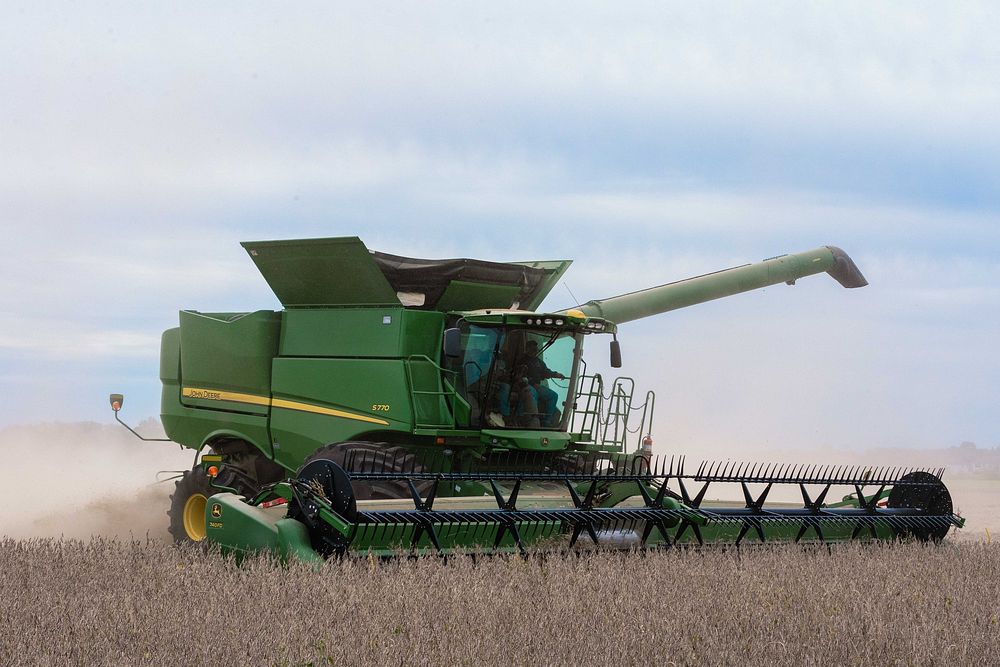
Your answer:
[207,466,219,477]
[109,393,124,412]
[435,437,446,445]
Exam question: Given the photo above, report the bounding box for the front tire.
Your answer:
[168,467,214,543]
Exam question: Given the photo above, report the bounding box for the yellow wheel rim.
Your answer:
[182,493,208,542]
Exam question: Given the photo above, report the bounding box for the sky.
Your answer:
[0,2,997,457]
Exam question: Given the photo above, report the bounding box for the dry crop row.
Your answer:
[0,538,997,666]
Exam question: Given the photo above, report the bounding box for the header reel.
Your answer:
[212,451,964,559]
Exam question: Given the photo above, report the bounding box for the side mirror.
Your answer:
[610,339,622,368]
[443,328,461,358]
[110,393,124,412]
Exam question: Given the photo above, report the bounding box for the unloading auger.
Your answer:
[110,238,964,557]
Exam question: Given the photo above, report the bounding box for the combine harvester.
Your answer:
[112,237,962,560]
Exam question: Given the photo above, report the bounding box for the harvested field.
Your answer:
[0,539,996,666]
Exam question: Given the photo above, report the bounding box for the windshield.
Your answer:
[448,324,579,430]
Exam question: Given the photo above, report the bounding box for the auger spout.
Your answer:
[566,246,867,325]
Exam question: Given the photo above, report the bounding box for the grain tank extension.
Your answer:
[113,237,961,555]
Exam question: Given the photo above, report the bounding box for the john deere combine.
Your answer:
[112,237,962,559]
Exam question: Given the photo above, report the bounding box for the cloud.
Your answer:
[0,2,996,448]
[2,3,999,209]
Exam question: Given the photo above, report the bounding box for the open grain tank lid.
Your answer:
[241,236,572,311]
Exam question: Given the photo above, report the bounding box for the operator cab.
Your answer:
[443,311,615,431]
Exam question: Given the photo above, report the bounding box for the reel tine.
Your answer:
[735,522,750,546]
[653,477,670,506]
[489,480,506,509]
[641,520,655,545]
[677,478,691,505]
[507,479,522,510]
[509,522,528,557]
[690,521,704,546]
[692,482,710,508]
[493,518,510,550]
[636,480,654,507]
[565,479,583,508]
[800,483,812,508]
[753,520,766,543]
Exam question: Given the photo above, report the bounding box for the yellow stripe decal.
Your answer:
[270,398,390,426]
[181,387,389,426]
[182,388,270,406]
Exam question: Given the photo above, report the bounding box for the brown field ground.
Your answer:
[0,539,997,666]
[2,426,997,664]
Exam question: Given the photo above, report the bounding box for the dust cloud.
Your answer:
[0,420,191,541]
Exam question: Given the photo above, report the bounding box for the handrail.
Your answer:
[404,355,457,429]
[570,373,656,452]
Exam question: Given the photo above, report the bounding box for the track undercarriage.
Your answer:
[203,452,964,560]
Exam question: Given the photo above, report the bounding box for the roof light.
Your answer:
[543,318,553,325]
[555,319,564,326]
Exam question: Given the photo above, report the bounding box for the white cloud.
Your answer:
[2,2,999,209]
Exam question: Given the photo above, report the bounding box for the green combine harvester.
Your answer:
[112,237,962,560]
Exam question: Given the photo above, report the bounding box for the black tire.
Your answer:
[168,467,215,544]
[300,442,430,500]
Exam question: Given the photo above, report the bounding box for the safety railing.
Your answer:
[404,355,458,430]
[571,370,656,453]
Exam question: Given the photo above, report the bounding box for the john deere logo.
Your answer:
[211,504,222,518]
